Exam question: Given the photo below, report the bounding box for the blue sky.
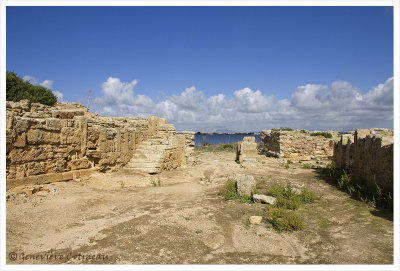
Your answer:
[6,6,394,132]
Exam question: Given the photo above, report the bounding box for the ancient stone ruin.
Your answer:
[259,129,339,159]
[6,100,194,189]
[236,136,258,163]
[333,128,393,192]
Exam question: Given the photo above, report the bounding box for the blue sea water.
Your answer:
[194,134,260,146]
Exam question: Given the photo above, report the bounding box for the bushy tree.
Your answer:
[6,71,57,106]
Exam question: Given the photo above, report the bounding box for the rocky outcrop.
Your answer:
[6,100,194,189]
[260,129,339,159]
[333,129,393,192]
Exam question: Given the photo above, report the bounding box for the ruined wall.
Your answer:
[236,136,258,162]
[6,100,191,189]
[333,129,393,191]
[260,129,339,159]
[181,131,195,164]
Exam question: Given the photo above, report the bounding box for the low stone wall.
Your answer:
[260,129,339,159]
[6,100,192,189]
[180,131,195,164]
[333,129,393,191]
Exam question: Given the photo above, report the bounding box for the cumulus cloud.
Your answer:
[23,75,65,102]
[40,79,54,89]
[23,75,40,85]
[93,76,394,132]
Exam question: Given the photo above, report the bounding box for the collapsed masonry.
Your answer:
[259,129,339,159]
[6,100,194,190]
[333,129,393,192]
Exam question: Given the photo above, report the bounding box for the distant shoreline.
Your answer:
[194,132,260,135]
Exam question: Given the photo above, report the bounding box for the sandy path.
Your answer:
[6,151,393,264]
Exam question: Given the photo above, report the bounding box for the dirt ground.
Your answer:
[6,150,393,264]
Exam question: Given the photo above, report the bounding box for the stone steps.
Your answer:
[124,138,172,173]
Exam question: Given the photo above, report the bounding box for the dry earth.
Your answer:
[6,150,393,264]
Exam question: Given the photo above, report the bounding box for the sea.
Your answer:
[194,134,260,146]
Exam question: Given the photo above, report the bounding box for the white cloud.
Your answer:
[93,76,394,132]
[23,75,39,85]
[52,90,64,102]
[40,79,54,89]
[23,75,65,103]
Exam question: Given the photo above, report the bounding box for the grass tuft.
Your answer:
[268,207,304,231]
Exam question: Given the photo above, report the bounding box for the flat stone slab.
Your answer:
[249,216,263,224]
[253,194,277,205]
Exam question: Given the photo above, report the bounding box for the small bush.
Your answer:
[275,196,301,210]
[302,163,313,169]
[268,183,316,209]
[323,163,393,210]
[310,132,333,138]
[222,143,235,149]
[299,188,317,203]
[269,208,304,231]
[195,143,236,153]
[280,127,293,131]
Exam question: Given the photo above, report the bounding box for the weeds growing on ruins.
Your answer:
[324,162,393,210]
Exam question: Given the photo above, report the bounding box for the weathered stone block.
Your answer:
[236,175,256,197]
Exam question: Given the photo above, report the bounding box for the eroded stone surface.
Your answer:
[6,100,194,189]
[236,175,256,197]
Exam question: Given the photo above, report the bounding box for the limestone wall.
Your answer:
[6,100,191,189]
[260,129,339,159]
[236,136,258,162]
[333,129,393,191]
[180,131,195,164]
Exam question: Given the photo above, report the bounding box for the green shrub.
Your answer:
[274,196,301,210]
[323,163,393,210]
[302,163,313,169]
[268,183,316,209]
[269,208,304,231]
[280,127,293,131]
[299,188,317,203]
[222,143,235,149]
[195,143,236,153]
[310,132,333,138]
[6,71,57,106]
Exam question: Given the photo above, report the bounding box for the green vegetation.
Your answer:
[302,163,313,169]
[6,71,57,106]
[150,175,162,187]
[268,207,304,232]
[280,127,293,131]
[324,162,392,210]
[310,132,333,138]
[265,182,316,231]
[219,178,253,203]
[195,143,236,153]
[268,182,316,210]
